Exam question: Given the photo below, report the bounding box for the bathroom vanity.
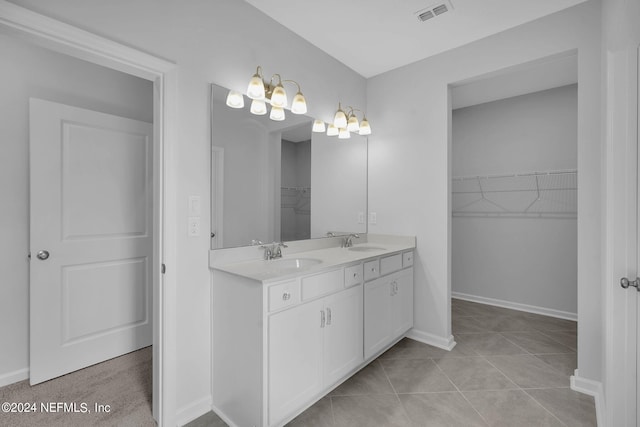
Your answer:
[209,234,415,427]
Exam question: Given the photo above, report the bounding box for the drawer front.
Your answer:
[402,251,414,268]
[380,254,402,276]
[301,269,343,301]
[363,259,380,281]
[269,280,300,312]
[344,264,363,288]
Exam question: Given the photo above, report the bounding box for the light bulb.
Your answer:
[312,120,326,133]
[225,90,244,109]
[270,84,288,107]
[338,128,350,139]
[359,118,371,135]
[270,106,286,121]
[334,109,347,128]
[347,115,360,132]
[250,99,267,115]
[291,92,307,114]
[326,124,339,136]
[247,73,265,100]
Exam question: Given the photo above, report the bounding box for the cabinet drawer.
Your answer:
[301,269,343,301]
[364,259,380,281]
[269,280,300,312]
[380,254,402,276]
[403,251,414,268]
[344,264,363,288]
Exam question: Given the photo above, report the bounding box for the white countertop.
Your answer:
[210,234,416,284]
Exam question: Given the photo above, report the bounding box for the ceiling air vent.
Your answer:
[415,0,453,22]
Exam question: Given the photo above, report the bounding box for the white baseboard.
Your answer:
[452,292,577,321]
[0,368,29,388]
[176,395,212,427]
[570,370,604,427]
[406,328,456,351]
[210,403,240,427]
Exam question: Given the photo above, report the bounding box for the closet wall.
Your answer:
[451,84,578,317]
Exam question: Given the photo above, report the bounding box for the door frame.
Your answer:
[604,43,640,427]
[0,2,178,426]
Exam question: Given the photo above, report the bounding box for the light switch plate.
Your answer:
[188,196,201,216]
[369,212,377,224]
[358,212,365,224]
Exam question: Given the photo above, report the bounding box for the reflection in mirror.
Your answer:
[210,83,367,249]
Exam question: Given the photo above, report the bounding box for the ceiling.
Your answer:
[245,0,587,78]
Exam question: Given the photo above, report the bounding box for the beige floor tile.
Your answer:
[434,357,517,391]
[463,389,564,426]
[331,395,411,427]
[380,359,457,393]
[455,333,527,356]
[398,392,488,427]
[286,396,335,427]
[534,353,577,376]
[330,360,394,396]
[501,331,575,354]
[485,354,570,388]
[526,388,597,427]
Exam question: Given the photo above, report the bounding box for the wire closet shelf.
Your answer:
[452,169,577,218]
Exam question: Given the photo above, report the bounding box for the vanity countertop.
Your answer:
[210,234,416,284]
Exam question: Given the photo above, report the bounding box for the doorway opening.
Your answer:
[448,51,579,369]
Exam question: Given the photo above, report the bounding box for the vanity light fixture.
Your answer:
[312,119,326,133]
[313,104,372,138]
[232,66,307,121]
[225,90,244,109]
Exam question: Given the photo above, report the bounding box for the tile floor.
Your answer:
[189,299,596,427]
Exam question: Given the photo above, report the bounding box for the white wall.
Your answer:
[0,33,153,384]
[367,0,602,383]
[5,0,367,419]
[452,85,578,315]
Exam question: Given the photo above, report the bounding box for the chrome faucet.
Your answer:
[342,234,360,248]
[260,242,288,260]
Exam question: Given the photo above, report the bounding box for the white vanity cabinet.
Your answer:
[268,283,363,425]
[364,252,414,359]
[211,243,415,427]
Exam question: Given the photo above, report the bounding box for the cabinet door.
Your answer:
[364,277,393,359]
[392,269,414,337]
[268,299,324,425]
[323,284,363,386]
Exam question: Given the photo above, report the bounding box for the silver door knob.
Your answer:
[36,250,50,260]
[620,277,640,291]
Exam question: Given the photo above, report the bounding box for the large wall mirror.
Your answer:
[210,83,368,249]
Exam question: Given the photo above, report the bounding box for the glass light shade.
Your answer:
[326,124,339,136]
[225,90,244,109]
[333,109,347,128]
[347,115,360,132]
[312,120,326,133]
[359,118,372,135]
[338,128,350,139]
[270,84,288,107]
[290,92,307,114]
[250,99,267,115]
[247,74,265,100]
[269,106,286,121]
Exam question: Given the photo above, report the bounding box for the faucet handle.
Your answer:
[276,241,288,248]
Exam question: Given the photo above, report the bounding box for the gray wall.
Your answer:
[0,33,153,385]
[452,85,578,316]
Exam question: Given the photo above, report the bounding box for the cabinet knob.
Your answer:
[282,292,291,301]
[353,272,358,278]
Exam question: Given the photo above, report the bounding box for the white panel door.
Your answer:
[323,284,363,386]
[392,269,414,337]
[29,98,153,385]
[364,276,393,359]
[268,299,324,425]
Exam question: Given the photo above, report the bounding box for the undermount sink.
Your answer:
[348,246,387,252]
[268,258,322,270]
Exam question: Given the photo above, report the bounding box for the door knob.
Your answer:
[36,250,50,260]
[620,277,640,291]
